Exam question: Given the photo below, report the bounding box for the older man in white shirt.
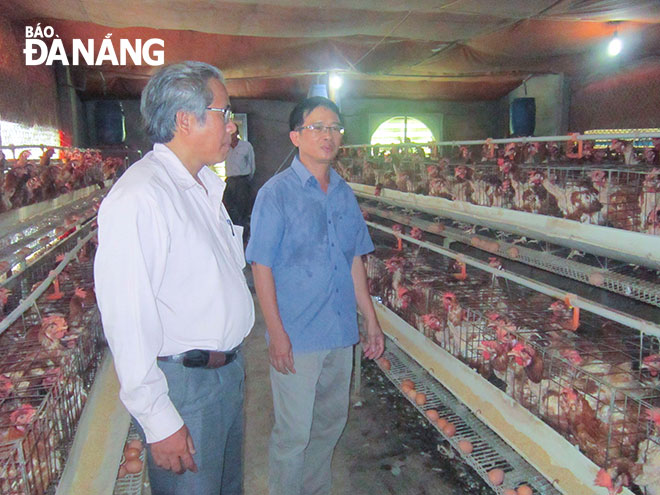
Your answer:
[94,61,254,495]
[223,130,255,228]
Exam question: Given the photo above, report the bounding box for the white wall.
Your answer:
[506,74,568,136]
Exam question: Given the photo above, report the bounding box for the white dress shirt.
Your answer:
[94,143,254,443]
[224,139,255,178]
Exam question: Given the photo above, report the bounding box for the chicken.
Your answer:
[590,170,640,231]
[25,315,69,351]
[510,170,555,214]
[68,287,96,327]
[508,342,544,383]
[0,375,13,399]
[595,467,630,495]
[543,177,602,224]
[419,313,442,340]
[443,292,470,357]
[0,288,10,316]
[449,259,467,281]
[449,165,473,202]
[39,147,55,167]
[548,300,579,332]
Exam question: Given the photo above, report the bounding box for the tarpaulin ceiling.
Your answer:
[4,0,660,101]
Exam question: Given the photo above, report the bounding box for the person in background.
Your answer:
[94,61,254,495]
[246,96,385,495]
[223,129,256,228]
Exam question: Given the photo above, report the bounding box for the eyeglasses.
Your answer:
[296,123,345,135]
[206,106,234,124]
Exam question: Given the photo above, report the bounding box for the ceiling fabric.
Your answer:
[4,0,660,100]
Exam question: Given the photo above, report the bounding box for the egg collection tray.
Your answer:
[365,236,660,492]
[0,231,104,495]
[376,339,560,495]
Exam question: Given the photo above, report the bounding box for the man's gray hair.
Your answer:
[141,61,225,143]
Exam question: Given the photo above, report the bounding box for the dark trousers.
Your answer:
[135,352,245,495]
[223,175,252,228]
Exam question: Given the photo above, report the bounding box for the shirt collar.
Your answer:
[153,143,224,196]
[291,155,341,192]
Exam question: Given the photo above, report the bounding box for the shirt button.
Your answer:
[334,265,337,270]
[336,288,339,293]
[328,220,331,224]
[331,242,335,247]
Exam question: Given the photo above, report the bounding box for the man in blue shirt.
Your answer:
[246,96,384,495]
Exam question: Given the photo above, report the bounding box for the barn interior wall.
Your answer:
[568,62,660,132]
[0,16,59,139]
[504,74,568,137]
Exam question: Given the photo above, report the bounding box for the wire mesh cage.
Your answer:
[365,231,660,491]
[0,222,104,494]
[341,141,660,236]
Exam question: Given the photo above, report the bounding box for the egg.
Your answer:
[457,440,473,454]
[415,393,427,406]
[425,409,439,421]
[517,484,533,495]
[124,459,143,474]
[401,379,415,390]
[488,468,505,486]
[378,357,391,371]
[436,418,448,429]
[588,271,605,286]
[442,422,456,437]
[507,247,520,259]
[117,464,128,479]
[406,387,418,400]
[127,439,143,451]
[124,448,140,461]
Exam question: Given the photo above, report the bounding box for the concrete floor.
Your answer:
[242,289,464,495]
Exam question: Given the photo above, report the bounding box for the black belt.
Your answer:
[157,348,239,369]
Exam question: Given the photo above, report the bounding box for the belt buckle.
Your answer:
[182,350,210,368]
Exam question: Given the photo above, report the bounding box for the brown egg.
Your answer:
[124,459,143,474]
[425,409,439,421]
[124,448,140,461]
[517,485,533,495]
[379,357,391,371]
[415,393,427,406]
[117,464,128,479]
[436,418,448,429]
[486,241,500,253]
[127,439,143,451]
[401,379,415,390]
[507,247,520,259]
[488,468,505,486]
[588,271,605,286]
[406,388,418,400]
[442,422,456,437]
[457,440,473,454]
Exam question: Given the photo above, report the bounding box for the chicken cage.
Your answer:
[0,214,105,494]
[336,136,660,237]
[363,196,660,494]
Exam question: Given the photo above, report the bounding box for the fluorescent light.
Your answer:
[608,33,622,57]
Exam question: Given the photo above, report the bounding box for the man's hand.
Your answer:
[150,425,198,475]
[269,330,296,374]
[361,318,385,360]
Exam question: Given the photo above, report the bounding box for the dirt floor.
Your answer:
[243,293,492,495]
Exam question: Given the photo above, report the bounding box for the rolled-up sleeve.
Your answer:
[246,187,284,267]
[94,189,182,443]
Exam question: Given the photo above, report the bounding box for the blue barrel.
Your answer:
[510,97,536,136]
[95,101,126,145]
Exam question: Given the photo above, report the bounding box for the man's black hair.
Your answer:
[289,96,343,131]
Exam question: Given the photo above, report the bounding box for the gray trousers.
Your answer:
[137,352,245,495]
[268,346,353,495]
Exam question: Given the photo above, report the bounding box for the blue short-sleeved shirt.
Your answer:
[246,155,374,353]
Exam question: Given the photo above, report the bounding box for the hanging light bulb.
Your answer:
[608,31,622,57]
[329,72,343,90]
